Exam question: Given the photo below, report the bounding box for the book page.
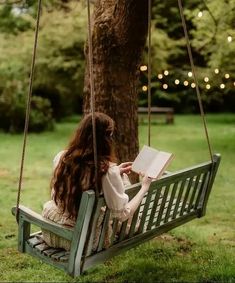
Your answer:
[147,150,174,178]
[132,145,174,178]
[132,145,157,175]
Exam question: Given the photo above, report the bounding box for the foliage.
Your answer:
[0,81,54,133]
[0,1,87,131]
[0,4,32,34]
[34,2,87,118]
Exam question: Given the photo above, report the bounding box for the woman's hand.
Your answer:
[140,173,153,192]
[119,162,132,175]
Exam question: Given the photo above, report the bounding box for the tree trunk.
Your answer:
[83,0,148,164]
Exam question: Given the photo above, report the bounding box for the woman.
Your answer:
[42,112,152,250]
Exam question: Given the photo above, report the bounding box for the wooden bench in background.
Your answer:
[138,107,174,124]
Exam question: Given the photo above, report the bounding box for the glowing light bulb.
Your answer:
[164,70,169,76]
[225,73,230,79]
[140,65,147,71]
[206,84,211,90]
[214,68,219,74]
[188,72,193,77]
[204,77,209,82]
[220,84,225,89]
[227,36,232,43]
[175,79,180,85]
[191,83,196,88]
[184,80,189,86]
[198,11,203,18]
[158,74,163,79]
[234,82,235,87]
[142,85,148,92]
[163,84,168,89]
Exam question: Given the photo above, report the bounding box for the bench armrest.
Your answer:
[12,205,73,241]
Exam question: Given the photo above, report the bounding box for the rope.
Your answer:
[147,0,152,147]
[81,2,100,269]
[16,0,42,223]
[178,0,213,161]
[87,0,99,198]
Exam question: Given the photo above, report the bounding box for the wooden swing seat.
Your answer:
[12,154,220,277]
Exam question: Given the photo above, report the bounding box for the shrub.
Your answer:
[0,86,54,133]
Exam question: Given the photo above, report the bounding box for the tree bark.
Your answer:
[83,0,148,164]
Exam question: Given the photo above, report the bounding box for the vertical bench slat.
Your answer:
[128,206,141,237]
[147,188,162,230]
[164,182,179,223]
[180,177,194,215]
[172,179,187,219]
[97,209,111,252]
[118,220,128,241]
[199,154,221,216]
[155,185,170,227]
[69,190,95,277]
[109,218,119,245]
[138,191,153,233]
[194,171,209,209]
[187,174,201,212]
[85,198,105,256]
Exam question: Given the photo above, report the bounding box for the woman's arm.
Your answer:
[123,175,152,219]
[102,165,152,222]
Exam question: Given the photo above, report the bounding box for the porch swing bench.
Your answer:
[12,154,220,277]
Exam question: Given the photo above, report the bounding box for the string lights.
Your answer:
[139,66,234,92]
[140,5,235,92]
[140,65,148,72]
[227,36,232,43]
[142,85,148,92]
[198,11,203,18]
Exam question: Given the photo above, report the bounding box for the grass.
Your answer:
[0,113,235,282]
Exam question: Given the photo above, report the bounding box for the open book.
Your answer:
[132,145,174,179]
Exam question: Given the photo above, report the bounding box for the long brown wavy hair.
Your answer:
[51,112,116,220]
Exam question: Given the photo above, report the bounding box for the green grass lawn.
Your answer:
[0,114,235,282]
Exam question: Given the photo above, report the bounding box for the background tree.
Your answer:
[83,0,149,163]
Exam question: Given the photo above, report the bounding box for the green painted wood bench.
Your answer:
[138,107,174,124]
[12,154,220,277]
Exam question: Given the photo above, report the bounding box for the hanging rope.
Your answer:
[147,0,152,147]
[81,2,100,268]
[16,0,42,223]
[178,0,213,161]
[87,0,99,198]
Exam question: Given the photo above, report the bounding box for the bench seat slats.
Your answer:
[27,236,45,248]
[51,250,69,261]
